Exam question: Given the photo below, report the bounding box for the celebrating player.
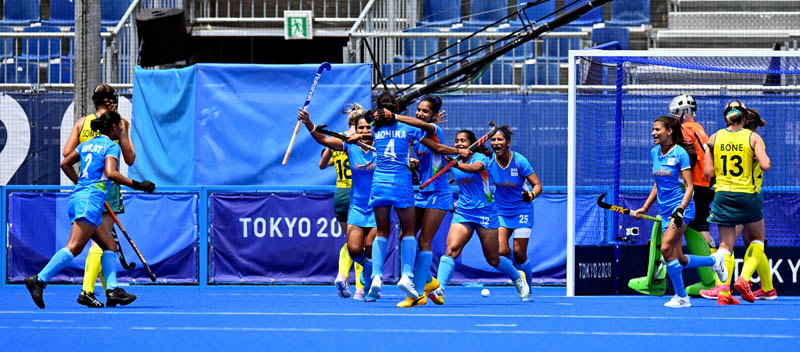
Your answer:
[431,129,530,304]
[397,96,451,308]
[364,94,468,303]
[703,103,772,304]
[25,111,155,309]
[487,125,542,293]
[62,84,136,308]
[318,104,364,299]
[631,116,726,308]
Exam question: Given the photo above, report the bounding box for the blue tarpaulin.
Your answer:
[130,63,373,186]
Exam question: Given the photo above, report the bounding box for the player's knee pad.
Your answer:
[512,228,531,239]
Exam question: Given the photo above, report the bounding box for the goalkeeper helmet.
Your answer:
[669,94,697,122]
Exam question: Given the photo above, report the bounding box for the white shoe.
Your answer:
[513,275,531,302]
[353,288,365,300]
[334,274,351,298]
[711,252,729,283]
[397,275,420,299]
[664,295,691,308]
[366,276,382,301]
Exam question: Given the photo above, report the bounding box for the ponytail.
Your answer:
[90,111,122,135]
[342,103,366,127]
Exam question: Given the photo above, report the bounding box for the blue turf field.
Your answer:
[1,285,799,351]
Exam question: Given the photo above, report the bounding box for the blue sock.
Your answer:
[684,254,715,269]
[371,237,388,279]
[350,251,366,265]
[436,255,456,290]
[413,251,433,293]
[37,248,75,282]
[515,259,533,287]
[400,237,417,278]
[362,258,373,292]
[495,256,521,281]
[666,259,686,297]
[101,250,119,290]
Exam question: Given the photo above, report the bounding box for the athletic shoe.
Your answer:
[397,275,420,299]
[734,277,755,303]
[24,275,46,309]
[334,273,351,298]
[428,287,445,305]
[366,276,382,302]
[77,290,104,308]
[396,295,427,308]
[717,293,739,305]
[513,275,531,302]
[106,287,137,307]
[699,284,730,300]
[711,252,729,283]
[753,288,778,301]
[353,288,365,301]
[664,295,691,308]
[424,277,440,295]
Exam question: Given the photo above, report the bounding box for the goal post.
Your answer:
[567,49,800,296]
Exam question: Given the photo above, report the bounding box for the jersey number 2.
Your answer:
[81,154,93,178]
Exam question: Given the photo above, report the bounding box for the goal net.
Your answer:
[567,50,800,295]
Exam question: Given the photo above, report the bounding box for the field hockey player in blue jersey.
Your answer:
[630,116,727,308]
[364,94,469,303]
[431,130,530,303]
[396,96,452,308]
[487,125,543,296]
[298,107,378,300]
[24,111,156,309]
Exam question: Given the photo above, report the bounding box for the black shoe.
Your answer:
[106,287,136,307]
[24,275,46,309]
[77,290,105,308]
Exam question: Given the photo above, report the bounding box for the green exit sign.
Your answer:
[284,11,313,40]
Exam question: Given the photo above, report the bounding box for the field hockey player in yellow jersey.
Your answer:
[320,104,364,299]
[62,84,137,308]
[703,101,772,305]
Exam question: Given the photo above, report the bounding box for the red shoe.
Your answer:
[699,284,729,300]
[734,277,755,303]
[717,294,739,305]
[753,288,778,301]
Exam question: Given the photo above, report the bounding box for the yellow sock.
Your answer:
[716,251,734,295]
[741,241,764,282]
[751,241,773,291]
[338,243,353,278]
[354,262,364,290]
[82,246,104,294]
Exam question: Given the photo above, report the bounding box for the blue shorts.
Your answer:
[498,212,534,229]
[348,201,376,228]
[415,190,453,210]
[68,192,104,227]
[369,181,414,209]
[660,204,695,233]
[452,206,499,230]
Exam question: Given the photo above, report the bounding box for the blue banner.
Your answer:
[7,192,198,283]
[209,192,399,283]
[130,63,373,186]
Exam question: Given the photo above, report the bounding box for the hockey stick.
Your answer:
[596,194,660,222]
[282,62,333,165]
[104,202,157,282]
[110,228,136,270]
[419,121,499,190]
[314,124,376,151]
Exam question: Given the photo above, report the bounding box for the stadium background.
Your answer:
[1,1,799,294]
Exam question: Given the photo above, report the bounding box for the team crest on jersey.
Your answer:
[666,157,676,166]
[510,168,518,177]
